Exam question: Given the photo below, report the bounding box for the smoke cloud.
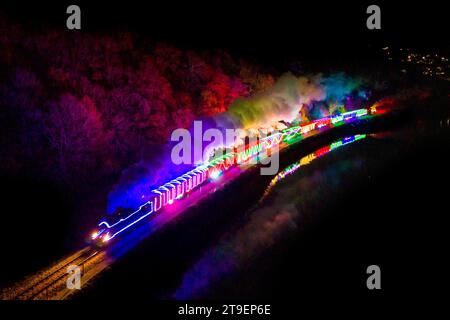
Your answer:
[107,72,368,214]
[213,72,366,130]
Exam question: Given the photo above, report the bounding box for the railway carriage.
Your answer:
[90,107,374,246]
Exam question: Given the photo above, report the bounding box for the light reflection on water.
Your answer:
[261,134,368,201]
[174,132,374,299]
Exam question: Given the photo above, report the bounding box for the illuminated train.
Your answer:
[90,107,376,245]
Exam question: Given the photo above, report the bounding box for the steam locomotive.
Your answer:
[90,107,373,245]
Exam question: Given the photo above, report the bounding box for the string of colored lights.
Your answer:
[91,106,379,244]
[262,134,367,199]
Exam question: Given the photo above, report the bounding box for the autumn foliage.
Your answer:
[0,16,273,188]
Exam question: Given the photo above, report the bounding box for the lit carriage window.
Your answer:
[164,184,175,202]
[162,192,167,205]
[171,185,176,199]
[192,172,198,186]
[161,191,166,206]
[176,177,186,196]
[152,191,162,211]
[161,187,170,205]
[182,176,190,192]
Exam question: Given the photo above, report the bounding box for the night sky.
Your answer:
[2,1,448,63]
[0,0,449,311]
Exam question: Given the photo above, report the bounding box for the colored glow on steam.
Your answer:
[92,106,379,243]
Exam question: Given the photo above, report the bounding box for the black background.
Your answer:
[0,0,448,316]
[1,1,449,62]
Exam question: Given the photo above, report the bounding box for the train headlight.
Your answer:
[102,233,111,243]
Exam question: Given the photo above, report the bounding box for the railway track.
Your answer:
[11,248,99,300]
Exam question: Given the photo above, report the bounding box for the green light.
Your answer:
[330,141,343,150]
[331,115,344,124]
[356,109,368,117]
